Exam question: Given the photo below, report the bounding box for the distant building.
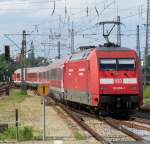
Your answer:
[15,53,21,63]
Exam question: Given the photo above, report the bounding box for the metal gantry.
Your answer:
[136,25,141,60]
[97,21,121,44]
[144,0,150,85]
[21,30,27,93]
[71,21,75,54]
[117,16,121,47]
[30,41,35,67]
[57,41,61,59]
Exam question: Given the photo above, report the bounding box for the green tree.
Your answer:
[147,55,150,66]
[26,56,49,67]
[0,54,19,81]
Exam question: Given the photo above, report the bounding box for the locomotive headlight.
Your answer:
[129,86,137,90]
[100,86,107,90]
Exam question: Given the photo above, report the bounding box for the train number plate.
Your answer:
[114,78,123,84]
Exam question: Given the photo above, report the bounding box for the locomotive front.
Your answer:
[97,47,143,115]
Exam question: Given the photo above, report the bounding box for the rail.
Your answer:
[103,117,149,144]
[133,117,150,125]
[59,104,112,144]
[33,91,150,144]
[140,107,150,113]
[0,82,14,96]
[68,108,150,143]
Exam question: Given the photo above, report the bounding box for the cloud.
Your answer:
[0,0,29,11]
[0,0,50,14]
[0,0,147,57]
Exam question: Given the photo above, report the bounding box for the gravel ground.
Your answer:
[83,117,135,142]
[4,89,148,143]
[122,121,150,141]
[123,126,150,141]
[19,90,99,144]
[126,120,150,128]
[122,120,150,141]
[0,139,99,144]
[0,90,100,144]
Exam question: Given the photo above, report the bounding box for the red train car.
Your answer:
[13,45,143,115]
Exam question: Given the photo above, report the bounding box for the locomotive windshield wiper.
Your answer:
[117,68,134,71]
[103,69,116,71]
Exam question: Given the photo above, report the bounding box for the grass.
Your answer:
[74,132,86,140]
[8,90,27,103]
[144,86,150,99]
[0,127,33,141]
[0,89,44,141]
[0,89,27,105]
[0,89,28,123]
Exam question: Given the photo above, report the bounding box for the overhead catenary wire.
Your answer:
[51,0,56,15]
[0,0,147,58]
[0,0,63,5]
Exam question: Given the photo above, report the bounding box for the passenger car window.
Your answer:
[58,68,62,80]
[51,69,57,80]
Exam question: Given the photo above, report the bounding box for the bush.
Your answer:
[10,90,27,103]
[23,127,33,140]
[144,86,150,99]
[0,127,16,140]
[0,126,33,141]
[74,132,86,140]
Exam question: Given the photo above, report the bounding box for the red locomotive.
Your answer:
[13,45,143,115]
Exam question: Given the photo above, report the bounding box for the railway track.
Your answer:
[104,118,150,141]
[32,90,150,144]
[133,108,150,120]
[133,117,150,125]
[60,105,111,144]
[0,83,11,96]
[0,82,14,96]
[57,104,150,144]
[140,107,150,113]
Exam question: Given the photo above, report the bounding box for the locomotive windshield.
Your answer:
[100,58,135,71]
[118,59,135,71]
[100,59,116,71]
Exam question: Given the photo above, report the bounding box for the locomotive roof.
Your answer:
[14,46,135,74]
[14,55,71,74]
[69,46,134,62]
[69,49,92,62]
[96,46,134,52]
[14,66,48,73]
[47,55,71,69]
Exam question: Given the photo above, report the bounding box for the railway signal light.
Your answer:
[4,45,10,60]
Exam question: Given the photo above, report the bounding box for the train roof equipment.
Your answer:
[97,21,122,45]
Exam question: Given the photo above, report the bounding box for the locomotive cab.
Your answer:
[97,47,143,115]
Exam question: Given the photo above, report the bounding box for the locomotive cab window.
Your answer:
[100,58,135,71]
[118,59,135,71]
[100,59,116,71]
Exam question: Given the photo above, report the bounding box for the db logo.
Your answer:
[114,78,123,84]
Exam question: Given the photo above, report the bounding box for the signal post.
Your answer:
[38,84,49,141]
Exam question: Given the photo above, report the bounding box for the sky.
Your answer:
[0,0,147,60]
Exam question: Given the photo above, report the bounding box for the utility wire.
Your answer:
[51,0,56,15]
[0,0,62,5]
